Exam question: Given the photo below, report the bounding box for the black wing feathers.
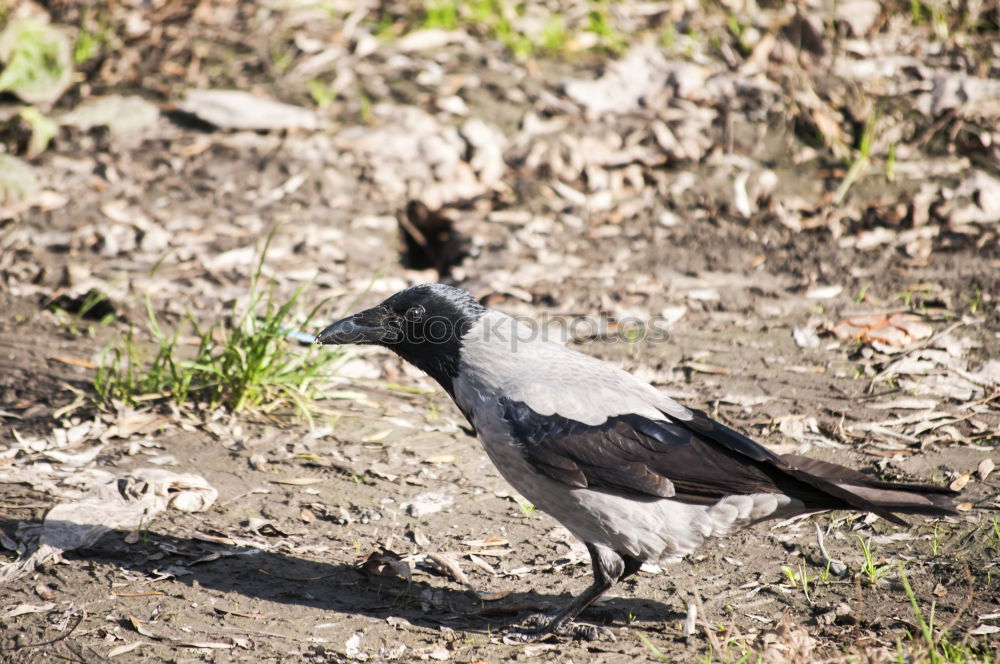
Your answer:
[499,398,957,521]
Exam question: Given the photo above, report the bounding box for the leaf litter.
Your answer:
[0,0,998,661]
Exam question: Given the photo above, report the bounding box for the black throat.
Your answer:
[392,336,464,399]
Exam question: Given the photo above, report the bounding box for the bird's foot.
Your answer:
[502,614,616,644]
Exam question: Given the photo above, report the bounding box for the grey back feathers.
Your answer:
[454,311,693,426]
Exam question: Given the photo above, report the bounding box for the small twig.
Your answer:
[16,609,86,649]
[814,522,847,576]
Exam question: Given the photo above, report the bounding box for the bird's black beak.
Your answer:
[315,306,396,346]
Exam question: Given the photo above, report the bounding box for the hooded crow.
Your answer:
[316,283,957,639]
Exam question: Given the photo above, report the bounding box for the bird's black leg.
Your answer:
[510,543,626,641]
[620,554,644,582]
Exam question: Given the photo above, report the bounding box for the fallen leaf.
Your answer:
[462,537,509,547]
[49,355,98,369]
[969,624,1000,635]
[830,313,933,348]
[179,89,321,131]
[127,616,164,640]
[685,361,732,375]
[358,548,412,582]
[5,602,55,618]
[793,325,821,349]
[34,583,54,600]
[423,453,456,465]
[108,642,145,658]
[806,285,843,299]
[402,491,453,517]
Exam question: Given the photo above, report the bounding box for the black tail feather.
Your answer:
[783,454,959,525]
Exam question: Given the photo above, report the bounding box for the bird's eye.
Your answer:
[405,306,425,322]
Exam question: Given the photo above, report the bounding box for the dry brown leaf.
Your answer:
[127,616,163,640]
[977,458,995,481]
[830,313,933,348]
[462,537,509,547]
[950,473,971,492]
[358,548,412,582]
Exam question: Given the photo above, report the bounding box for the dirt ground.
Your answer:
[1,1,999,662]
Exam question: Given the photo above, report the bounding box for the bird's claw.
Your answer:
[502,614,616,644]
[567,622,616,641]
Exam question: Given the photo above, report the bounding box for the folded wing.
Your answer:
[500,398,956,525]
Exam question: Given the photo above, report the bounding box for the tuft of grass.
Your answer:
[781,559,818,603]
[73,7,114,65]
[94,232,347,419]
[637,633,671,662]
[834,105,881,204]
[853,283,870,304]
[19,106,57,156]
[856,535,896,586]
[49,288,116,336]
[899,564,938,658]
[308,78,337,109]
[369,1,636,60]
[0,17,72,104]
[540,13,568,52]
[512,495,536,518]
[894,564,993,664]
[585,7,626,55]
[968,288,982,315]
[423,0,459,31]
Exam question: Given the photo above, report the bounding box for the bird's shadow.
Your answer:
[0,518,681,635]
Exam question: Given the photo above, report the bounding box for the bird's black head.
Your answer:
[316,284,487,395]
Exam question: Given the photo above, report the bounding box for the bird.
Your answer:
[315,283,957,640]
